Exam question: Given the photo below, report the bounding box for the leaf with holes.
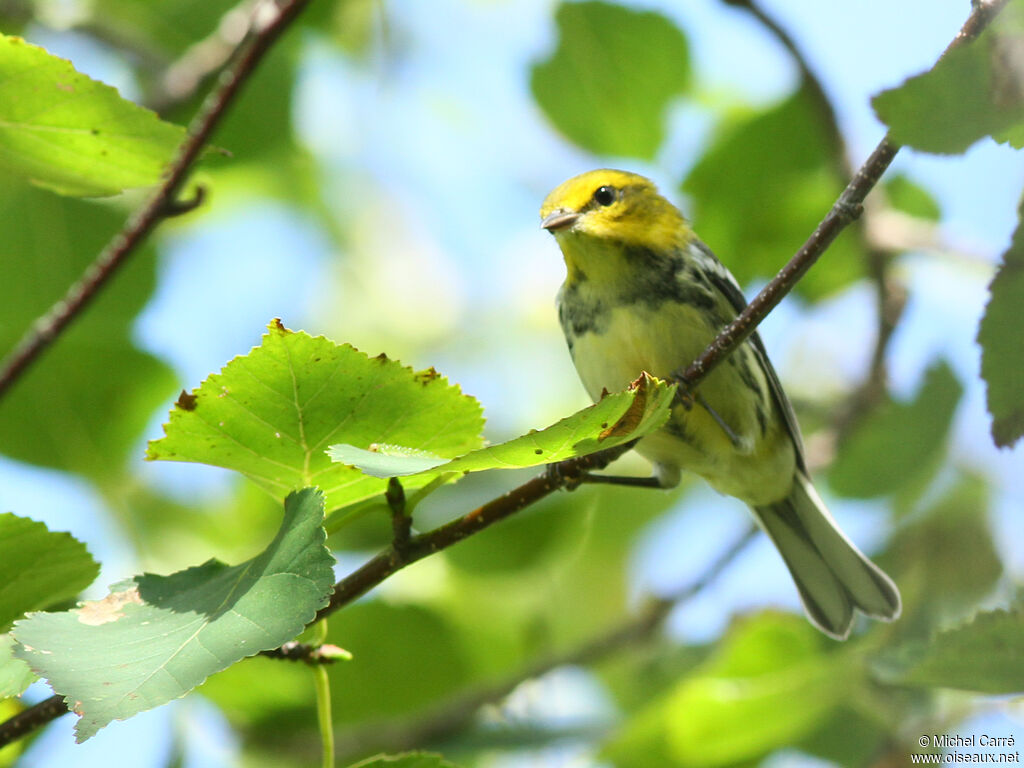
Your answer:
[0,34,185,196]
[147,321,485,513]
[11,488,334,742]
[328,372,674,478]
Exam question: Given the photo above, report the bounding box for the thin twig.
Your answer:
[721,0,906,435]
[0,0,314,746]
[678,0,1009,395]
[0,0,310,401]
[0,0,1009,751]
[314,440,640,620]
[260,640,350,664]
[297,0,1009,656]
[721,0,850,179]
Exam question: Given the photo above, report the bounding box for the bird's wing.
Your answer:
[687,239,808,471]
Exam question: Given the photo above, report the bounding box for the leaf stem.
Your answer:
[314,664,334,768]
[310,619,335,768]
[387,477,411,550]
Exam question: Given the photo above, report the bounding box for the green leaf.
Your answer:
[88,0,239,60]
[345,753,463,768]
[530,1,690,159]
[328,372,674,478]
[0,179,177,480]
[0,635,35,698]
[978,193,1024,448]
[883,174,942,221]
[829,360,963,498]
[11,488,335,742]
[326,602,472,724]
[604,613,846,768]
[147,321,485,514]
[877,473,1000,618]
[682,87,864,300]
[0,34,184,196]
[890,609,1024,694]
[0,513,99,632]
[872,3,1024,154]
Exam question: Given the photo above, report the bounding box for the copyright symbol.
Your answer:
[919,736,930,748]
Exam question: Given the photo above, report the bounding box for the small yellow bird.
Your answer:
[540,169,900,640]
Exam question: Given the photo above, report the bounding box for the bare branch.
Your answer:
[674,0,1008,394]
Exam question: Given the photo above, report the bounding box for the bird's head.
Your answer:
[540,169,689,252]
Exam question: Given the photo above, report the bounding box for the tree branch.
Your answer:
[719,0,907,435]
[673,0,1007,391]
[0,0,311,402]
[312,440,640,621]
[0,0,315,746]
[0,0,1009,751]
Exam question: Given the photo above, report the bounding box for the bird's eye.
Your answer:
[593,186,616,206]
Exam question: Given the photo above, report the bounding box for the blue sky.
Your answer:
[7,1,1024,765]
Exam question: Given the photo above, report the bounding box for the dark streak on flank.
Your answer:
[619,243,718,314]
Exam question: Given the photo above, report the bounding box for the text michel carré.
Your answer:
[931,735,1016,748]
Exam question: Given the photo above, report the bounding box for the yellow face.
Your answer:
[539,169,687,246]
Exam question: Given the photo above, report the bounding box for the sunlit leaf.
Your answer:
[531,1,690,159]
[829,360,962,498]
[872,3,1024,154]
[0,34,184,196]
[147,321,485,513]
[12,489,334,742]
[0,513,99,632]
[978,194,1024,448]
[682,87,864,300]
[328,372,674,478]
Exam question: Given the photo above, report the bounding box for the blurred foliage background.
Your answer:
[1,0,1023,766]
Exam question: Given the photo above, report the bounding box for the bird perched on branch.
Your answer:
[540,168,900,640]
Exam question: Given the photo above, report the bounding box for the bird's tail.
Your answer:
[753,472,901,640]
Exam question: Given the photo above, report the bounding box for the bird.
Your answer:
[540,168,900,640]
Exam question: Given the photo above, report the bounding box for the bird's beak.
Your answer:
[541,209,580,232]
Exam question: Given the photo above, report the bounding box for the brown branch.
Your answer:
[674,0,1007,392]
[0,0,1009,752]
[260,640,350,664]
[0,0,311,402]
[0,0,315,746]
[721,0,851,180]
[0,695,67,748]
[721,0,907,435]
[314,440,640,621]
